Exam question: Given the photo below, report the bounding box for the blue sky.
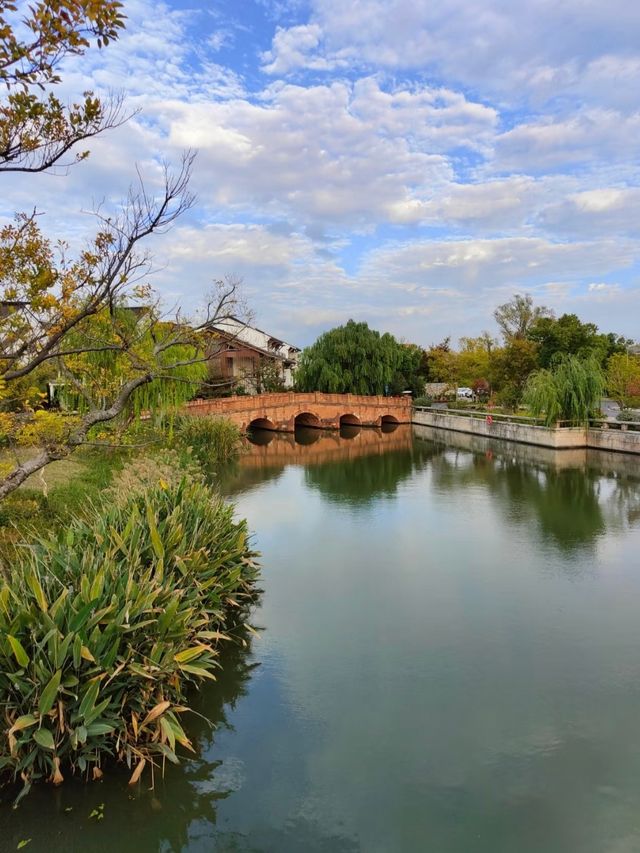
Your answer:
[2,0,640,347]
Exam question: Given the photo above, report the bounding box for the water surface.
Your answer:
[4,425,640,852]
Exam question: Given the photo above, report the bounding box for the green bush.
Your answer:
[412,396,433,408]
[0,478,258,801]
[173,415,244,467]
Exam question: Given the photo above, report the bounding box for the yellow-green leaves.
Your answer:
[0,476,259,796]
[8,715,37,735]
[7,635,29,668]
[33,728,55,751]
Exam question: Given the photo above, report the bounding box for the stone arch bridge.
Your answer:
[185,392,412,432]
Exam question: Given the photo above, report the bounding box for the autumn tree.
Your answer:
[422,338,459,387]
[0,2,246,498]
[1,0,127,173]
[606,353,640,410]
[457,335,496,389]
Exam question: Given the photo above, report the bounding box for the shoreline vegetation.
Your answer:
[0,415,259,803]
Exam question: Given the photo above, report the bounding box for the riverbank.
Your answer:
[412,407,640,455]
[0,415,257,801]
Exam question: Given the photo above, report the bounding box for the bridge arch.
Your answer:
[339,413,361,426]
[294,411,322,428]
[380,414,400,433]
[248,416,276,431]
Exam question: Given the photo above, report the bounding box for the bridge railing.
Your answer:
[186,392,412,411]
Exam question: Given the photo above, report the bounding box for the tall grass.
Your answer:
[172,415,244,467]
[0,478,259,801]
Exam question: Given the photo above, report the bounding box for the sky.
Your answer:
[3,0,640,347]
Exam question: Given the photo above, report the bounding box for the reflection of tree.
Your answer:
[430,449,607,553]
[304,442,440,505]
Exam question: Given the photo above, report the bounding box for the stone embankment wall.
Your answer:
[412,408,640,455]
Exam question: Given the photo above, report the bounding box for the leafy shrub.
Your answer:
[617,410,640,422]
[172,415,244,467]
[0,478,258,801]
[412,396,433,408]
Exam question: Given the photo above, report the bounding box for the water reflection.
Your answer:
[414,424,640,554]
[304,440,439,505]
[9,428,640,852]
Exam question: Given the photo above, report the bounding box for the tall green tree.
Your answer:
[528,313,629,368]
[295,320,420,396]
[524,354,604,426]
[489,338,539,409]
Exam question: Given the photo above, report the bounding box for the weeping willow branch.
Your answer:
[524,354,605,426]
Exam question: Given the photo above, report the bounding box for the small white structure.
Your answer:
[206,317,300,393]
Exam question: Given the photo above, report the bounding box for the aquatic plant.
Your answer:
[172,415,244,467]
[0,479,258,801]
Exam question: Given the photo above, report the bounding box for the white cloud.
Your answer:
[3,0,640,348]
[156,79,482,226]
[268,0,640,107]
[495,110,640,172]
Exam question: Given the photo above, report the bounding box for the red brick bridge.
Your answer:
[185,392,412,432]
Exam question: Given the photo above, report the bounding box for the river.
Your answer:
[4,425,640,852]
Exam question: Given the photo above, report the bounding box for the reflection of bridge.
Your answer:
[186,392,412,432]
[241,424,413,467]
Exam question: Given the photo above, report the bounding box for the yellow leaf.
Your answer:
[174,644,209,664]
[140,700,170,729]
[128,758,146,786]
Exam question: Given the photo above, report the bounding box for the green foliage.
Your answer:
[606,353,640,409]
[422,338,458,384]
[524,354,605,426]
[296,320,424,396]
[528,313,629,368]
[617,410,640,422]
[172,416,244,468]
[489,338,539,409]
[0,478,259,799]
[456,336,493,388]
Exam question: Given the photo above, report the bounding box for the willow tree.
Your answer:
[295,320,416,396]
[524,354,604,426]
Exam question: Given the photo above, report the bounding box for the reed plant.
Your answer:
[172,415,244,467]
[0,478,259,801]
